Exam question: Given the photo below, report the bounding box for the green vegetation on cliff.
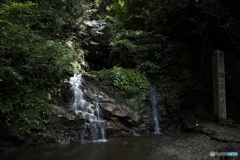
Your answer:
[97,67,150,97]
[97,67,150,111]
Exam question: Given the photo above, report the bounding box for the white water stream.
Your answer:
[69,74,107,142]
[150,86,161,134]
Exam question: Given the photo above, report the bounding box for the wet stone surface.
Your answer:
[147,130,240,160]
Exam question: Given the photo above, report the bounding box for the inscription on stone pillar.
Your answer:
[212,50,226,119]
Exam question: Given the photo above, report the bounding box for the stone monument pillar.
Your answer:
[212,50,226,119]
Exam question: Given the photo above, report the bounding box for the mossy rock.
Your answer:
[48,104,67,115]
[126,97,145,111]
[82,73,122,104]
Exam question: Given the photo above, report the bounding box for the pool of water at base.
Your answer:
[0,133,162,160]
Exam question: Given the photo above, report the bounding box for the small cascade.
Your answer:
[150,86,161,134]
[69,74,107,142]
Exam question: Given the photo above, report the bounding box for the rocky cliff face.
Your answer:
[1,72,174,152]
[38,72,179,144]
[77,73,151,138]
[30,73,153,146]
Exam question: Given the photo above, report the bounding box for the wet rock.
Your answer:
[98,95,115,103]
[35,133,58,144]
[194,122,240,143]
[105,121,122,138]
[99,103,122,116]
[99,102,141,126]
[82,88,96,101]
[49,104,67,115]
[160,117,178,131]
[137,111,151,133]
[128,112,141,125]
[0,129,25,153]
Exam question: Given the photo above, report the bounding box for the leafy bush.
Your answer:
[97,67,150,98]
[125,86,141,98]
[126,96,145,111]
[19,108,49,134]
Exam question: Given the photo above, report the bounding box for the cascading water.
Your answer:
[150,86,161,134]
[69,74,107,142]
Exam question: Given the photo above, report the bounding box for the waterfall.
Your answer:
[69,74,107,142]
[150,86,161,134]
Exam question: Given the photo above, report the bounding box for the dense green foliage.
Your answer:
[0,2,71,133]
[0,0,103,134]
[97,67,150,98]
[1,0,240,136]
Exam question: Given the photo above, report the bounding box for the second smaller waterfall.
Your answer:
[70,74,107,142]
[150,86,161,134]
